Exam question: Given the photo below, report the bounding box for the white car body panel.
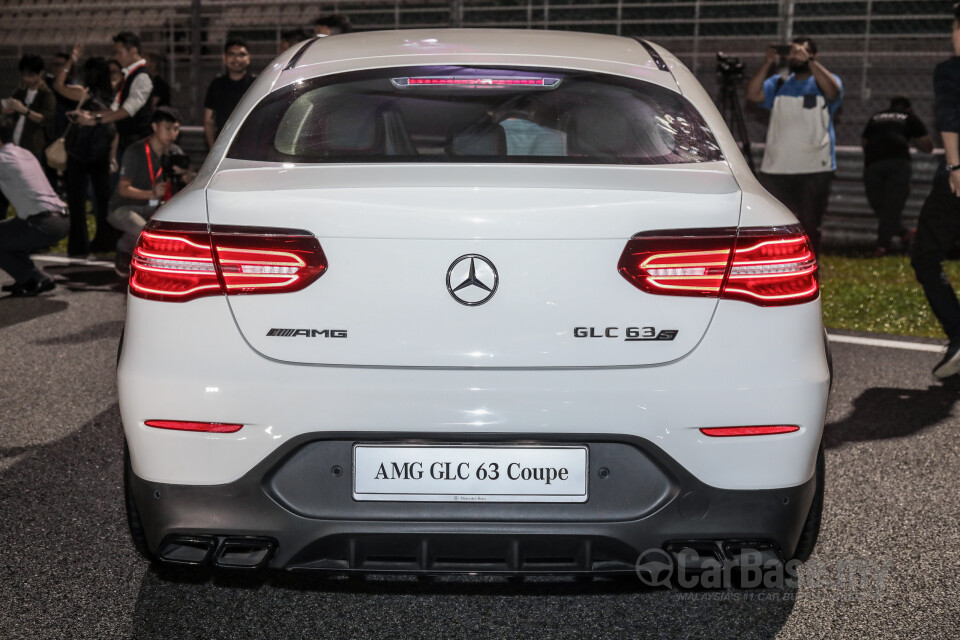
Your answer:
[119,293,828,490]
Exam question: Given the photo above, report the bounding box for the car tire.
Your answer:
[124,443,153,561]
[791,441,824,562]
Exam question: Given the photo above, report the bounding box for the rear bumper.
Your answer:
[131,432,817,573]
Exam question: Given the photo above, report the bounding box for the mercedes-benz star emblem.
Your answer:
[446,254,499,306]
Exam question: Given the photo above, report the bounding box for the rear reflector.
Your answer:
[145,420,244,433]
[699,425,800,437]
[130,221,327,302]
[618,225,818,306]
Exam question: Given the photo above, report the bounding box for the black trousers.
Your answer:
[911,179,960,343]
[65,155,115,255]
[864,158,912,250]
[759,171,834,256]
[0,212,70,283]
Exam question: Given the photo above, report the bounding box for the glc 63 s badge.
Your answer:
[573,326,678,341]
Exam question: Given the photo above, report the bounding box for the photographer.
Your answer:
[107,106,194,277]
[746,37,843,256]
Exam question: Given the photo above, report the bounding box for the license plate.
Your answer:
[353,444,588,503]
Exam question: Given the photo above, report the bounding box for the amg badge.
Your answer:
[267,328,348,338]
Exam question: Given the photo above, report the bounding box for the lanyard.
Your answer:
[145,142,163,187]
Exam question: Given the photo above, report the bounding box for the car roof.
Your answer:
[281,29,678,92]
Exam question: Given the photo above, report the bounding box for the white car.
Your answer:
[119,29,829,575]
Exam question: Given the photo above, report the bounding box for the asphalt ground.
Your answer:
[0,256,959,640]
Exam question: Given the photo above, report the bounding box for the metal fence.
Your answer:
[0,0,954,143]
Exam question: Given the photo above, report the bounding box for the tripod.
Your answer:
[716,72,757,175]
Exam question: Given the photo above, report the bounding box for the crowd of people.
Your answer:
[2,8,960,375]
[0,13,351,293]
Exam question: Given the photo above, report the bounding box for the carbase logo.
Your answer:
[635,547,890,596]
[636,547,797,589]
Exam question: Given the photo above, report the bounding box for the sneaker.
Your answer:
[7,276,56,297]
[114,251,132,278]
[933,342,960,379]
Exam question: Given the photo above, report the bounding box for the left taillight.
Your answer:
[130,221,328,302]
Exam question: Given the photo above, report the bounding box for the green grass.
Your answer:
[820,252,957,339]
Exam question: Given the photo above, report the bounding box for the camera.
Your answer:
[162,151,191,194]
[162,151,190,174]
[716,52,745,80]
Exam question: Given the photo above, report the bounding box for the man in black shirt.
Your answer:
[912,3,960,378]
[203,38,255,149]
[861,96,932,255]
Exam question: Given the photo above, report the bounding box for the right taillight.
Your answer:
[618,225,818,307]
[130,220,328,303]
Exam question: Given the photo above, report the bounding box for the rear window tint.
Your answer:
[228,66,723,165]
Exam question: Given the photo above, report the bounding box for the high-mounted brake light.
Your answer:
[617,225,818,307]
[699,425,800,437]
[145,420,244,433]
[130,221,327,302]
[392,76,561,89]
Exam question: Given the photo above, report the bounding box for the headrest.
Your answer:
[565,105,635,156]
[565,102,673,160]
[449,121,507,156]
[320,100,382,153]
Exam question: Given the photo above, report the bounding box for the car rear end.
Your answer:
[118,30,829,574]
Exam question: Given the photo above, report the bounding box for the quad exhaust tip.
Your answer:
[157,535,276,569]
[663,539,785,571]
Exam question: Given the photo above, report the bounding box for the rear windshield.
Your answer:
[228,66,723,165]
